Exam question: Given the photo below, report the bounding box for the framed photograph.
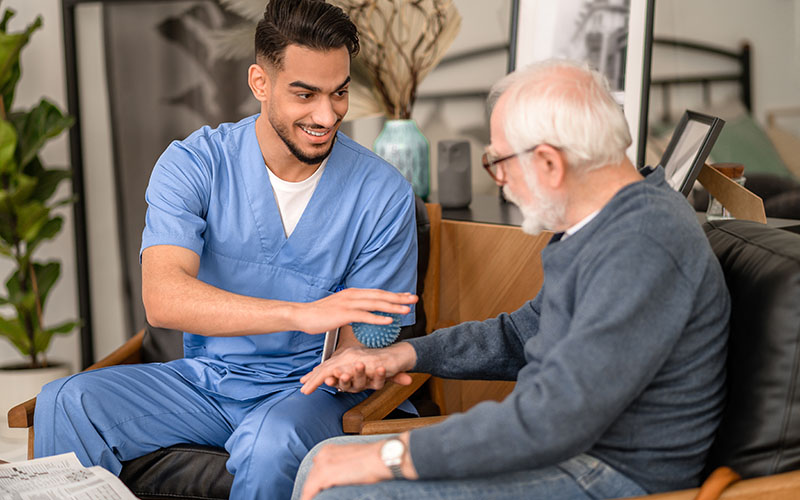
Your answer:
[509,0,655,167]
[659,110,725,197]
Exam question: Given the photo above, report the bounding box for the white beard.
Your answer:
[503,175,565,236]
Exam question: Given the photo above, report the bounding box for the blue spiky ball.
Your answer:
[352,312,402,348]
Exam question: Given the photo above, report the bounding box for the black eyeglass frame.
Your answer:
[481,145,543,182]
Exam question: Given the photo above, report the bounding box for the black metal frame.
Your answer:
[507,0,656,169]
[650,38,752,123]
[659,109,725,197]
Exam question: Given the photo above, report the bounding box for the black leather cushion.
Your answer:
[119,445,233,500]
[703,219,800,478]
[120,196,431,499]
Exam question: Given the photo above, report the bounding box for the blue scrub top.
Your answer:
[141,115,417,400]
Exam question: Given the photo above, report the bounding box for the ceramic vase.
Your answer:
[373,119,430,199]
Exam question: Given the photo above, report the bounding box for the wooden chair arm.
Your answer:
[342,372,431,434]
[6,329,146,429]
[7,398,36,429]
[694,467,741,500]
[627,468,800,500]
[359,415,449,435]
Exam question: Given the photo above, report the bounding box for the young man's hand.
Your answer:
[300,342,417,394]
[292,288,417,335]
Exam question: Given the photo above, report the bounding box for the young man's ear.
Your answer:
[248,63,271,103]
[533,145,566,189]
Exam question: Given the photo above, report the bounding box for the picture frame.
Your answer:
[659,110,725,197]
[508,0,655,168]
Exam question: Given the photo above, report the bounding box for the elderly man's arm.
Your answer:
[300,295,538,393]
[406,238,705,480]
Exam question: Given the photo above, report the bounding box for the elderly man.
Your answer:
[294,59,730,500]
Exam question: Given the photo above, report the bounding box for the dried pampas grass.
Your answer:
[332,0,461,119]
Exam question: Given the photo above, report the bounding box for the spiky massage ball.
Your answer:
[351,312,402,348]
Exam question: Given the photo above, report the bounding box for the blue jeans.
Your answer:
[292,435,647,500]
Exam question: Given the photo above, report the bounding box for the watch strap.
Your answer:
[388,462,404,479]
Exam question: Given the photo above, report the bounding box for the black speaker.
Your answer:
[437,140,471,209]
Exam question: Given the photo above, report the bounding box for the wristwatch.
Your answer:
[380,438,406,479]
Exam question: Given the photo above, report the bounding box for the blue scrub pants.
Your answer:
[33,363,368,500]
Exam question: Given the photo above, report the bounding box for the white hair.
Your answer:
[488,59,632,173]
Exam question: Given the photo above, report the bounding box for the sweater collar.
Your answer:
[543,165,665,260]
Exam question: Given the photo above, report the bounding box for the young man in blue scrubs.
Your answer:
[33,1,418,498]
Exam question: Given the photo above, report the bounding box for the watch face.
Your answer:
[381,439,405,461]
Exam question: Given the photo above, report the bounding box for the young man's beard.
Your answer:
[270,116,339,166]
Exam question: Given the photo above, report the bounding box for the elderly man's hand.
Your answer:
[300,342,417,394]
[300,434,417,500]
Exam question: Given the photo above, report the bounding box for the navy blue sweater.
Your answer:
[407,166,730,493]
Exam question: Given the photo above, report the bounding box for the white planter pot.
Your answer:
[0,363,70,441]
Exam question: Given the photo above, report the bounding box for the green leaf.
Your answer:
[13,99,73,168]
[46,319,79,334]
[0,118,17,173]
[0,9,15,33]
[51,195,77,208]
[26,215,62,254]
[30,168,71,202]
[5,268,22,305]
[10,172,36,205]
[33,327,50,354]
[21,153,43,176]
[32,261,60,309]
[0,57,18,112]
[0,210,15,244]
[34,320,79,357]
[0,15,41,112]
[0,314,30,355]
[16,200,48,242]
[5,262,61,311]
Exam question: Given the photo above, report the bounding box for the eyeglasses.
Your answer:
[481,145,541,182]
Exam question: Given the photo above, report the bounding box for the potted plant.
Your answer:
[0,6,79,438]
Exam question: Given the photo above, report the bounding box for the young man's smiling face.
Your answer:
[260,44,350,170]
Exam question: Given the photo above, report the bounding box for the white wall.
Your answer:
[651,0,800,127]
[0,0,80,370]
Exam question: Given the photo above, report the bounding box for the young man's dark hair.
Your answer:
[255,0,360,69]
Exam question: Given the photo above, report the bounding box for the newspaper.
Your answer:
[0,452,137,500]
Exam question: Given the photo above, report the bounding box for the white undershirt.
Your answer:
[560,209,600,241]
[266,158,328,237]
